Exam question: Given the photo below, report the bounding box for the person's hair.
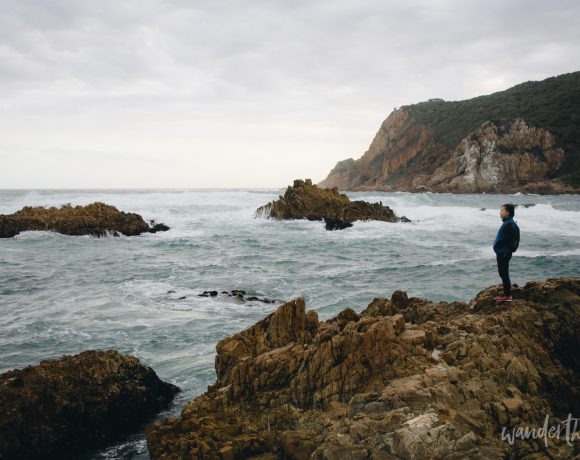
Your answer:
[502,203,515,217]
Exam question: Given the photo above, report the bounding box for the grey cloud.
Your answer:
[2,0,579,103]
[1,0,580,187]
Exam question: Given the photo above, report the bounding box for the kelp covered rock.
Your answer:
[0,202,169,238]
[255,179,408,228]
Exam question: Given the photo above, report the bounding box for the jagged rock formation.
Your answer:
[0,202,170,238]
[146,277,580,459]
[320,72,580,193]
[0,349,179,460]
[255,179,409,228]
[426,119,566,193]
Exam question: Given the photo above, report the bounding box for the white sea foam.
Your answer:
[517,248,580,258]
[1,189,579,460]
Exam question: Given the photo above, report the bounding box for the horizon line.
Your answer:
[0,186,290,191]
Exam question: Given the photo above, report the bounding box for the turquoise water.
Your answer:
[1,189,579,458]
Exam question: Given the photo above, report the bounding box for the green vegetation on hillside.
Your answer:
[405,72,580,186]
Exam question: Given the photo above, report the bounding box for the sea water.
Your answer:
[1,189,579,458]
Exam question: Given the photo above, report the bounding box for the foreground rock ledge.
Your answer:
[146,278,580,459]
[0,202,170,238]
[255,179,409,229]
[0,349,180,460]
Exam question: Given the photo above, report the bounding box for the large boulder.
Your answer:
[255,179,408,227]
[0,202,170,238]
[146,277,580,459]
[0,349,179,459]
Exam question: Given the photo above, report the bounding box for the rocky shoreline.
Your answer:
[0,349,179,459]
[146,277,580,459]
[0,202,170,238]
[2,278,577,459]
[256,179,409,230]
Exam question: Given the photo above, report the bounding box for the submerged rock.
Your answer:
[255,179,409,229]
[0,202,170,238]
[324,217,353,231]
[149,221,170,233]
[198,290,279,304]
[0,349,179,460]
[146,277,580,459]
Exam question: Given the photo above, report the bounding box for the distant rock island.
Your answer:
[146,277,580,458]
[255,179,409,230]
[320,71,580,193]
[0,202,170,238]
[0,349,179,459]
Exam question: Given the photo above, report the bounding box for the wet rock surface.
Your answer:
[195,290,279,304]
[0,202,170,238]
[146,277,580,459]
[0,349,179,460]
[255,179,409,229]
[324,218,353,231]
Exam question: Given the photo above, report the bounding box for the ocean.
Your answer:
[1,189,579,458]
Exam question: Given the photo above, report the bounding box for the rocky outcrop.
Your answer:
[146,277,580,459]
[0,202,170,238]
[427,120,567,193]
[0,349,179,460]
[255,179,409,228]
[320,110,576,194]
[213,297,320,389]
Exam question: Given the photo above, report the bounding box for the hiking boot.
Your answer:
[494,296,513,301]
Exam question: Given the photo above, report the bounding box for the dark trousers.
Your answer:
[496,252,512,296]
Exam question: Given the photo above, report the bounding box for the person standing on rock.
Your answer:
[493,204,517,301]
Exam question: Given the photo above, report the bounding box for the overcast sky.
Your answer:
[1,0,579,188]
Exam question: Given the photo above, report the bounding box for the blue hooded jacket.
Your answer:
[493,216,515,255]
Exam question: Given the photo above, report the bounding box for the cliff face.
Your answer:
[146,277,580,459]
[319,109,448,191]
[320,111,573,193]
[319,72,580,193]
